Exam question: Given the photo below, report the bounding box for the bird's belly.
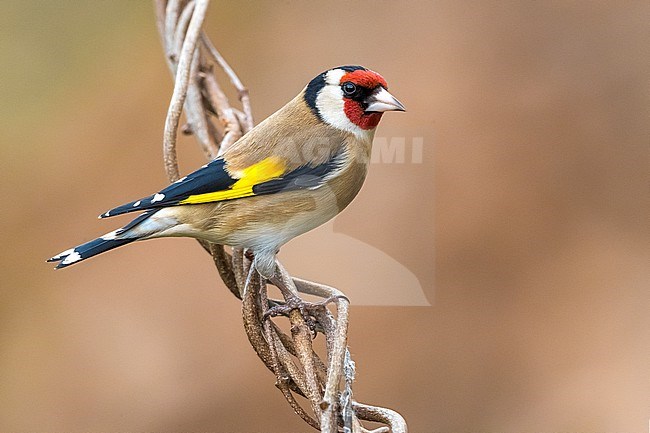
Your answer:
[180,187,342,252]
[228,209,334,252]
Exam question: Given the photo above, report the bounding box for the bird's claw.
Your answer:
[244,249,255,261]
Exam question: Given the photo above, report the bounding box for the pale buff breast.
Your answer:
[170,138,371,252]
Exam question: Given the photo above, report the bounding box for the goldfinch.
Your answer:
[49,65,405,277]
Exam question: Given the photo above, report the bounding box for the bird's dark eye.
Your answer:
[341,82,357,96]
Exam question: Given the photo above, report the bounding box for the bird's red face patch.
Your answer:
[340,70,388,130]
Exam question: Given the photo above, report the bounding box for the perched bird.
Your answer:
[49,65,405,277]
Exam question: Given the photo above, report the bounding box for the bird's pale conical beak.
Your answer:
[364,87,406,113]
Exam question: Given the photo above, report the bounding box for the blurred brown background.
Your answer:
[1,1,648,432]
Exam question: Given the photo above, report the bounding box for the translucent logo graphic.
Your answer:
[279,136,431,307]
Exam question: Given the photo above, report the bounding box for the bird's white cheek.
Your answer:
[317,88,347,127]
[316,87,367,137]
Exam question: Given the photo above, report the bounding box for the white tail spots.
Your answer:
[174,176,187,184]
[132,200,141,207]
[101,230,118,240]
[61,251,82,265]
[151,193,165,203]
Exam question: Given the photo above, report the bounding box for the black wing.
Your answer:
[101,150,346,218]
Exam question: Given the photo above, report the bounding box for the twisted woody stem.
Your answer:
[153,1,407,432]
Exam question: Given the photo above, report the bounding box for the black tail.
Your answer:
[48,237,138,269]
[48,211,155,269]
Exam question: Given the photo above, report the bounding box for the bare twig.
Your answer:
[154,1,407,431]
[259,273,319,428]
[290,311,324,416]
[207,243,239,299]
[162,0,209,181]
[353,402,408,433]
[201,33,253,132]
[320,297,350,430]
[172,1,195,59]
[201,72,243,151]
[163,0,182,60]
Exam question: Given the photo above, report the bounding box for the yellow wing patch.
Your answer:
[179,156,286,204]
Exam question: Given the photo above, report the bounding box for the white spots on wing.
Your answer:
[132,200,141,207]
[61,251,82,265]
[103,211,110,217]
[101,230,118,240]
[151,193,165,203]
[174,176,187,184]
